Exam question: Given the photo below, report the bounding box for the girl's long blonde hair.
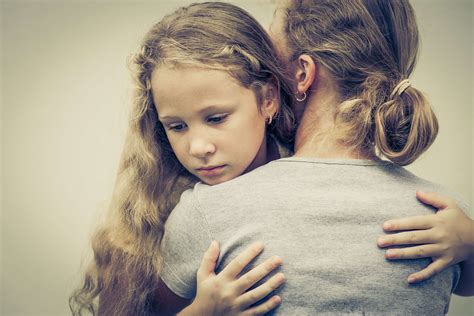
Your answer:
[69,2,295,315]
[283,0,438,165]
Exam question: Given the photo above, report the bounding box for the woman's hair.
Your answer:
[69,2,295,315]
[282,0,438,165]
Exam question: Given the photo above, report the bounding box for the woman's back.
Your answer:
[161,157,465,314]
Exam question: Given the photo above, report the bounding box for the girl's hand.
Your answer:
[179,241,284,316]
[377,191,474,283]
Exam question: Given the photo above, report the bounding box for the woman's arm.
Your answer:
[377,191,474,292]
[156,241,285,315]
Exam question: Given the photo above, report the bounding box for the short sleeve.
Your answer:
[160,188,213,299]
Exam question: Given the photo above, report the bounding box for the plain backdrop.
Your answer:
[1,0,472,315]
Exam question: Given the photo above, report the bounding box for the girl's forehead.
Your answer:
[151,66,248,112]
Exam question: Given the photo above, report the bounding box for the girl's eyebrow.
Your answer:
[159,104,233,122]
[159,115,180,123]
[197,104,231,115]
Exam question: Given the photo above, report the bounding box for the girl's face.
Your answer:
[151,66,270,185]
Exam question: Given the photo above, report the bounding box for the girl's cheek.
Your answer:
[169,140,187,161]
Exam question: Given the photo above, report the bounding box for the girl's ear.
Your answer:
[294,54,316,94]
[262,81,279,119]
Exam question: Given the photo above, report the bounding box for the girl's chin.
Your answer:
[199,173,236,186]
[201,176,228,186]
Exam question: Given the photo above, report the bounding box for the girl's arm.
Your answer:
[156,242,284,315]
[377,191,474,294]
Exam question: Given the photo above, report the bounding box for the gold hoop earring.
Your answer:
[295,91,307,102]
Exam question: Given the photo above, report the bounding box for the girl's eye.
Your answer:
[207,114,228,124]
[168,123,186,132]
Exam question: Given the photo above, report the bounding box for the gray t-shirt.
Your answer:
[161,157,466,315]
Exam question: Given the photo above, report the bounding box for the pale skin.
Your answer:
[177,242,285,315]
[152,66,277,186]
[155,242,285,315]
[378,191,474,291]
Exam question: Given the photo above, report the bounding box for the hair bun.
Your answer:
[374,87,438,165]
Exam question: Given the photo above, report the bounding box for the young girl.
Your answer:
[70,2,295,315]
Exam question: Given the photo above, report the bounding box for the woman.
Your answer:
[269,0,474,289]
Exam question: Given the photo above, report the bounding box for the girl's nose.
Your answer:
[189,136,216,158]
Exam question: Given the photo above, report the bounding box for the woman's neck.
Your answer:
[293,84,373,160]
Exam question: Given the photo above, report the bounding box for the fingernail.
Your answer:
[273,295,282,304]
[385,249,396,258]
[254,242,264,252]
[273,256,283,265]
[383,222,392,230]
[276,273,285,282]
[408,275,417,283]
[378,237,387,246]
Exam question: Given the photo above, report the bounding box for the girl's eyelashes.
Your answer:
[164,113,228,132]
[207,114,228,124]
[167,123,187,132]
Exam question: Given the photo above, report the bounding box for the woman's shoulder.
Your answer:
[377,162,470,212]
[165,184,212,238]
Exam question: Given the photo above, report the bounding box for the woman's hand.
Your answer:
[378,191,474,283]
[179,241,285,316]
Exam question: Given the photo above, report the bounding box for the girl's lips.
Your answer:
[197,165,226,177]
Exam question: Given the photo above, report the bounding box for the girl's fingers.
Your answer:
[382,214,434,232]
[382,191,456,232]
[416,191,452,210]
[378,229,436,247]
[235,256,283,293]
[237,272,285,310]
[221,242,264,279]
[196,240,220,281]
[241,295,282,316]
[407,258,449,283]
[384,244,441,260]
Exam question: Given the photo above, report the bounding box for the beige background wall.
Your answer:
[1,0,472,315]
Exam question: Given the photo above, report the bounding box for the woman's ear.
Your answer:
[294,54,316,94]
